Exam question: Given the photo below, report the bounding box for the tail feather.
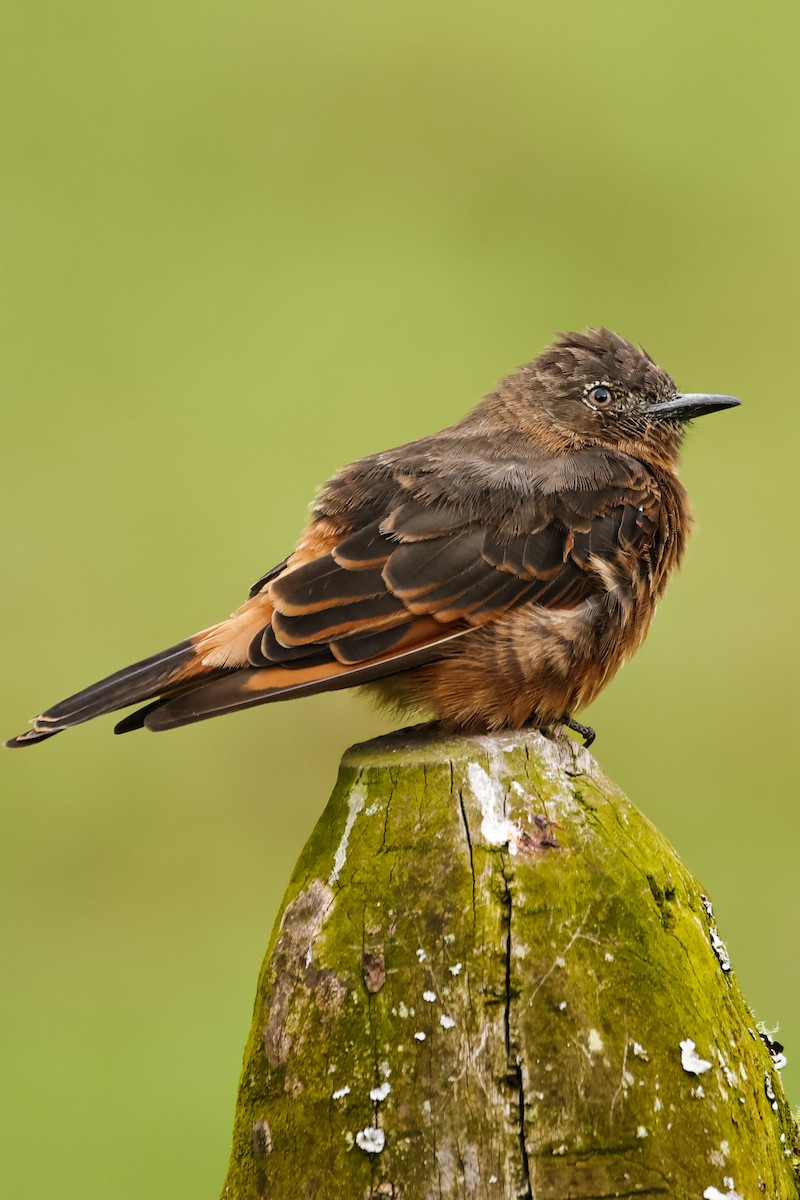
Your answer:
[126,628,472,733]
[4,638,198,748]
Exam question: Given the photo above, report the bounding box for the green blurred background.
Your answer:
[2,2,797,1194]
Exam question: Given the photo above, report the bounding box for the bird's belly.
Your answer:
[375,592,655,731]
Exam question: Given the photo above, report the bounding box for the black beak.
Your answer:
[644,393,741,421]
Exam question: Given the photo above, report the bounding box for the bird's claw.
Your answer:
[561,714,596,748]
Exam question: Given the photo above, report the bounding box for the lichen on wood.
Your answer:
[221,727,799,1199]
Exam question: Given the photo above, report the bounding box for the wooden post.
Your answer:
[221,727,798,1198]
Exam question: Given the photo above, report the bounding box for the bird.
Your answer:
[5,328,740,750]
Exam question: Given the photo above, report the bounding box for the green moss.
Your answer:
[221,728,799,1199]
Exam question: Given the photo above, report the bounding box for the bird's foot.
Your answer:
[561,714,596,748]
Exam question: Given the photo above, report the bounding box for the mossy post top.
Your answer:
[222,728,798,1199]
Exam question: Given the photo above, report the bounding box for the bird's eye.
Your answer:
[588,384,612,406]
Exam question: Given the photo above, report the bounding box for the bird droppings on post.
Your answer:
[633,1041,648,1060]
[699,896,733,972]
[709,928,732,972]
[703,1187,743,1200]
[355,1127,385,1154]
[415,948,426,962]
[332,1085,351,1101]
[328,784,365,886]
[413,1031,426,1041]
[636,1125,649,1139]
[680,1038,713,1075]
[439,1014,455,1029]
[467,762,522,852]
[369,1082,391,1102]
[422,990,436,1003]
[449,961,462,975]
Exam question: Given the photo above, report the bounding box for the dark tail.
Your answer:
[5,638,198,748]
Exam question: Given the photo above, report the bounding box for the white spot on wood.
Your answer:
[653,1096,662,1112]
[355,1127,385,1154]
[703,1189,742,1200]
[709,927,732,972]
[440,1014,456,1029]
[423,990,437,1003]
[328,784,366,885]
[467,762,521,852]
[449,962,463,975]
[604,951,615,962]
[414,1031,426,1041]
[636,1125,648,1139]
[587,1028,604,1054]
[416,948,426,962]
[680,1039,712,1074]
[370,1082,391,1102]
[332,1086,350,1100]
[558,1000,567,1011]
[633,1041,648,1060]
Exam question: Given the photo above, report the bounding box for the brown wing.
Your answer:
[133,446,662,731]
[263,445,661,653]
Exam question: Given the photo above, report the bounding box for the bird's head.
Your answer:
[491,328,740,469]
